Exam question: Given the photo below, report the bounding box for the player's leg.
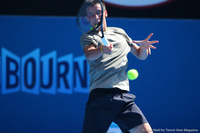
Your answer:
[113,92,151,133]
[82,108,112,133]
[82,89,118,133]
[129,123,153,133]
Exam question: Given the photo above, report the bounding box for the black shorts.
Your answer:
[82,88,148,133]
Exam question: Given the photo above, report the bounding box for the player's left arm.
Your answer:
[131,44,148,60]
[130,33,159,60]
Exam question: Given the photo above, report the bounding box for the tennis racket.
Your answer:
[76,0,109,46]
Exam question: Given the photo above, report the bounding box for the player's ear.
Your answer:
[104,10,108,17]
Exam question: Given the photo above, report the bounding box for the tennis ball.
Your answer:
[127,69,139,80]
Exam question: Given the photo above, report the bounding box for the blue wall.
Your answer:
[0,15,200,132]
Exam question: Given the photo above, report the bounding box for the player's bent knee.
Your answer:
[129,123,153,133]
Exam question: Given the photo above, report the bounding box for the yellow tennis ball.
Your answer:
[127,69,139,80]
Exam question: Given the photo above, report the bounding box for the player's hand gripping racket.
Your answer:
[76,0,110,47]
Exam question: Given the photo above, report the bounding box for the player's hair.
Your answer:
[84,0,106,12]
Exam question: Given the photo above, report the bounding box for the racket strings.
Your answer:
[77,0,104,35]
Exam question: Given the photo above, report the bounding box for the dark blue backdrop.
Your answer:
[0,15,200,133]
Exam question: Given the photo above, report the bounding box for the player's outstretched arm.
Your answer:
[131,33,159,60]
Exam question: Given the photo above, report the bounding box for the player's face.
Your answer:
[86,3,102,29]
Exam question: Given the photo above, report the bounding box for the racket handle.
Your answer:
[101,37,112,54]
[101,37,109,46]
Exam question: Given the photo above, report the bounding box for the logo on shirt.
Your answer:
[103,0,175,9]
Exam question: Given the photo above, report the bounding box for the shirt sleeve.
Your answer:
[80,33,98,49]
[112,27,135,47]
[121,29,135,47]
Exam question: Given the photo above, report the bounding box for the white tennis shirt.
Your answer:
[80,27,134,92]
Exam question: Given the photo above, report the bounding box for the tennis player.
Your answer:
[80,1,158,133]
